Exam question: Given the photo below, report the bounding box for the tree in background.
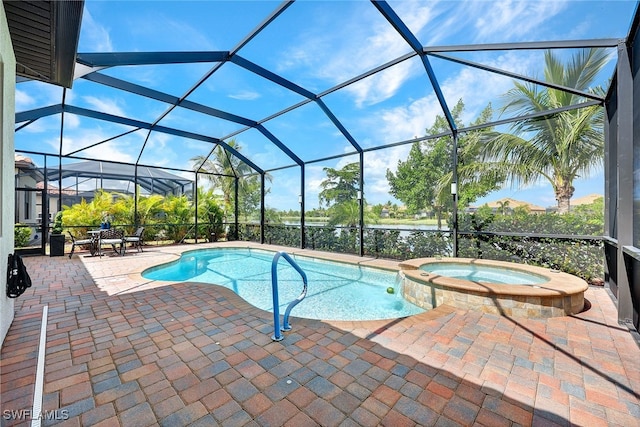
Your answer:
[191,138,268,220]
[477,48,608,214]
[496,200,511,215]
[264,208,283,224]
[111,188,164,233]
[61,190,115,235]
[319,162,360,206]
[161,194,192,243]
[237,175,262,221]
[61,189,228,243]
[326,200,378,227]
[318,162,377,227]
[387,100,503,229]
[196,187,225,241]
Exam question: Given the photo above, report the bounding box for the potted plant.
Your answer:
[50,211,65,257]
[101,212,113,229]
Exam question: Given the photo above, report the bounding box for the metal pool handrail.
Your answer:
[271,251,308,341]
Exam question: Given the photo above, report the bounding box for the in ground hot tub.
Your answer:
[398,257,589,318]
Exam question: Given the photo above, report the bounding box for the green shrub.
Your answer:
[14,224,31,247]
[265,224,300,247]
[52,212,64,234]
[197,189,225,242]
[456,209,604,283]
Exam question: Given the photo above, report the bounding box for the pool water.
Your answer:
[143,248,425,321]
[419,262,548,285]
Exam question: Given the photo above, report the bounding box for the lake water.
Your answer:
[283,221,447,231]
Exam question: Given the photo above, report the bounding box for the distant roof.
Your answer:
[478,197,546,212]
[38,160,193,196]
[572,194,603,205]
[35,182,76,196]
[14,154,36,169]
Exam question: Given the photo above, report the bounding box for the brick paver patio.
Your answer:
[1,242,639,426]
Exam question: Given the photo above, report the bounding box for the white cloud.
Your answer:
[53,128,136,164]
[346,60,416,108]
[471,0,569,42]
[146,132,170,153]
[265,172,301,210]
[276,0,572,112]
[15,90,35,110]
[229,90,261,101]
[277,3,422,105]
[391,0,438,35]
[18,115,61,134]
[127,12,216,51]
[141,132,204,171]
[15,80,64,113]
[64,114,81,130]
[365,49,540,147]
[353,50,544,205]
[363,145,411,205]
[80,9,113,52]
[244,142,292,172]
[82,96,126,117]
[304,164,329,208]
[120,67,160,88]
[374,95,444,143]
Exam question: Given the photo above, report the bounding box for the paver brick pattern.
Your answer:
[1,243,639,426]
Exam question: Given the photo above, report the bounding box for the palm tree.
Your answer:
[478,48,608,214]
[496,200,510,215]
[326,200,378,227]
[191,139,254,209]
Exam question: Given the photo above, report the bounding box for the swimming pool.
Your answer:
[142,248,425,321]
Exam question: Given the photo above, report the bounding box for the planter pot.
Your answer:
[50,233,65,257]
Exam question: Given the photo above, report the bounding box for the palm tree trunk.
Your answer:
[555,184,575,214]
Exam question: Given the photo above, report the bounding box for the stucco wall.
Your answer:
[1,1,16,347]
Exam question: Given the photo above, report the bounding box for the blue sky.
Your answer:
[14,0,638,211]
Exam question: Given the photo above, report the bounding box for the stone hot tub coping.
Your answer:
[398,257,589,318]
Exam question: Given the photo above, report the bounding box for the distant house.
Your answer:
[414,210,429,219]
[546,193,603,213]
[15,155,194,240]
[14,155,42,225]
[34,182,77,224]
[14,155,47,243]
[571,194,603,206]
[468,197,546,215]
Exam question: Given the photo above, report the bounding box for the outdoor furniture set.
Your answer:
[68,227,145,258]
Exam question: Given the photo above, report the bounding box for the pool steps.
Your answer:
[271,251,308,341]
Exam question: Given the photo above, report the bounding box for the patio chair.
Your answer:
[124,226,145,254]
[98,228,125,256]
[68,232,96,258]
